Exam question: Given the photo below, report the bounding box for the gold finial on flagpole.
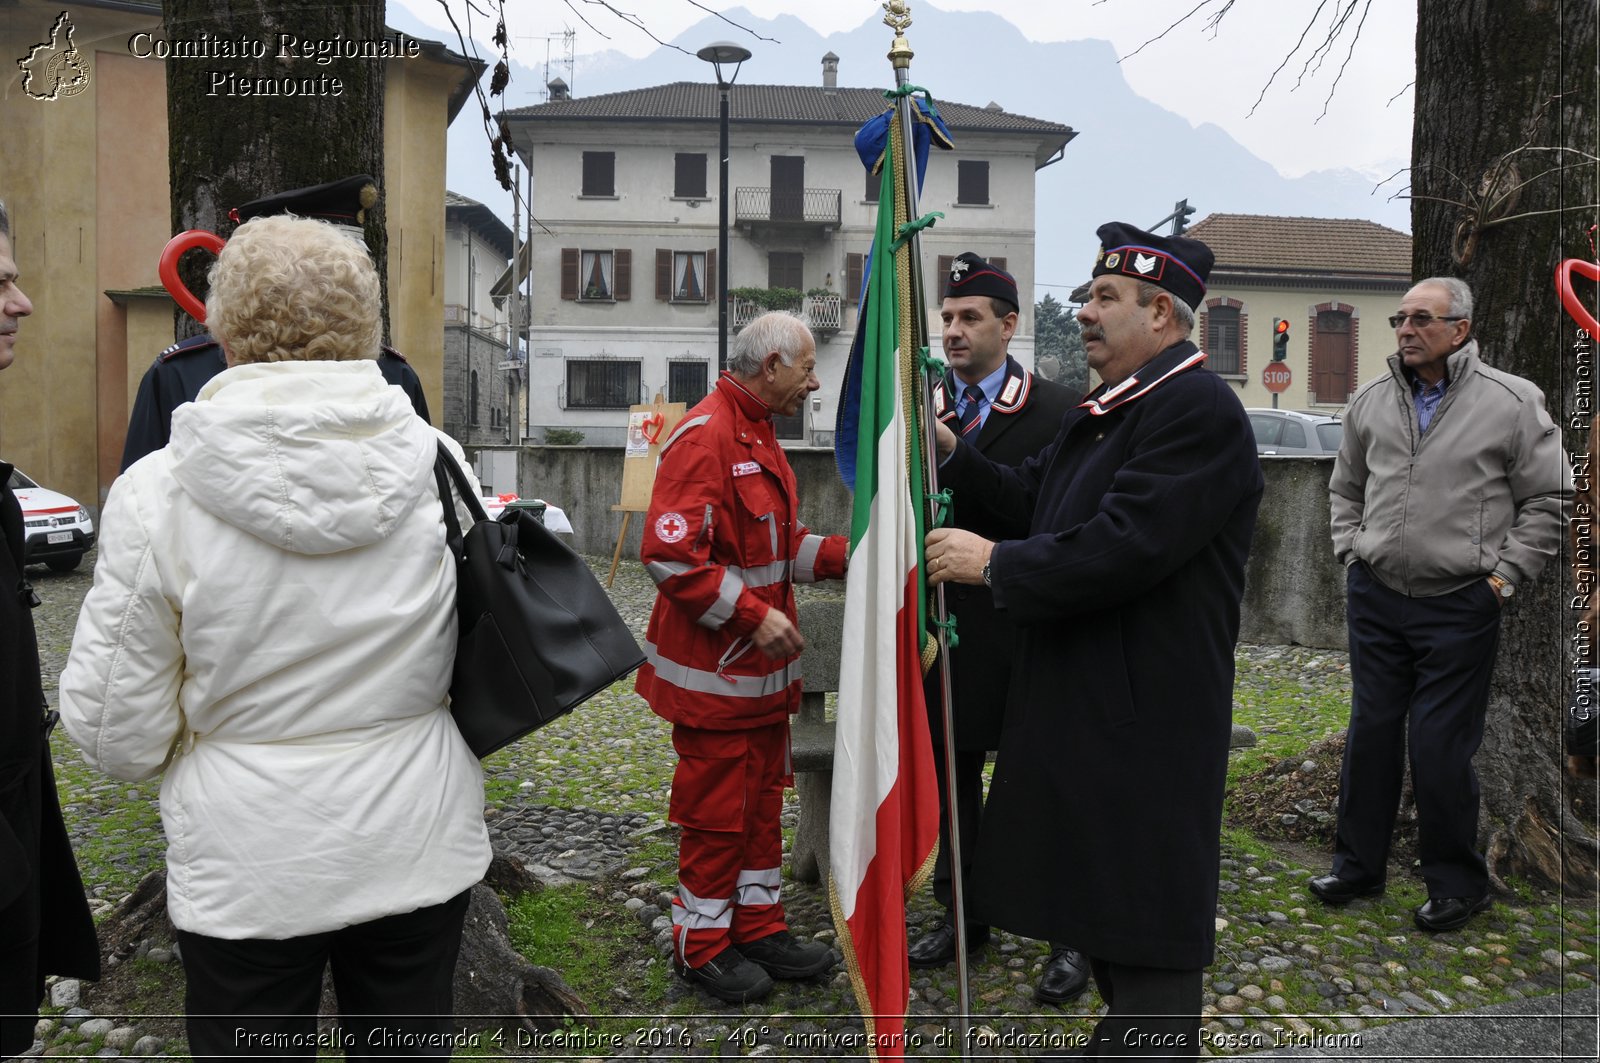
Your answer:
[884,0,913,70]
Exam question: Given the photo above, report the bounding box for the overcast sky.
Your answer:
[392,0,1416,180]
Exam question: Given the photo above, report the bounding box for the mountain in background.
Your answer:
[391,2,1410,298]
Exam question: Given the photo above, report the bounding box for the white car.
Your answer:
[8,467,96,571]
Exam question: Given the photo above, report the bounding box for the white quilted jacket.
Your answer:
[60,360,492,939]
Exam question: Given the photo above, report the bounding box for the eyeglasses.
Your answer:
[1388,313,1465,329]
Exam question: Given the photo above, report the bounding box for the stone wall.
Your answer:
[476,445,1348,649]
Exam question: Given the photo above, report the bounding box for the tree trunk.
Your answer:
[164,0,388,340]
[1412,0,1599,893]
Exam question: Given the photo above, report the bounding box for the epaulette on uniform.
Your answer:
[158,333,221,363]
[380,345,408,364]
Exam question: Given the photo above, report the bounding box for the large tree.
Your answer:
[165,0,387,340]
[1411,0,1597,892]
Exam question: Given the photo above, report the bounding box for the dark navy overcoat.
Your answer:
[944,340,1262,969]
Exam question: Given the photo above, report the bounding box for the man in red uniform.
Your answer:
[637,311,848,1003]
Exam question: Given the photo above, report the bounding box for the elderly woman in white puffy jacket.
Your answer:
[59,215,491,1062]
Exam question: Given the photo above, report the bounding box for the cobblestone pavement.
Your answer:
[28,550,1599,1059]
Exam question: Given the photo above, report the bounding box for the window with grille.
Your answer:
[957,160,990,205]
[675,153,707,199]
[1206,306,1242,374]
[566,360,641,410]
[582,151,615,196]
[668,360,710,406]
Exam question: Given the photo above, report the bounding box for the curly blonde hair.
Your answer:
[206,215,381,364]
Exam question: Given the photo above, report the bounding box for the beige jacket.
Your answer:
[1329,340,1570,597]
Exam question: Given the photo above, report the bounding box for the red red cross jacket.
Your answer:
[636,375,847,730]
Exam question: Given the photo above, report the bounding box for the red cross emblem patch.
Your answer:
[654,511,689,543]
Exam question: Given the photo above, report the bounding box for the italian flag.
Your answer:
[828,112,941,1061]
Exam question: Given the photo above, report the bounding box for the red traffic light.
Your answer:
[1272,318,1290,361]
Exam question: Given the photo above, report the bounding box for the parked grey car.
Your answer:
[1246,409,1343,456]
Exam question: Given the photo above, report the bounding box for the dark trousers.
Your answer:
[1334,563,1501,898]
[1083,958,1201,1059]
[929,744,987,930]
[176,889,471,1063]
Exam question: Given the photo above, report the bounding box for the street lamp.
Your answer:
[698,41,752,373]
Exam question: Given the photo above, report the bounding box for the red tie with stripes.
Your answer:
[957,384,985,438]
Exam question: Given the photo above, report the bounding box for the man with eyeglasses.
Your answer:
[1314,277,1569,932]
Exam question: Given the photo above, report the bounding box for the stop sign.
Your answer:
[1262,362,1292,394]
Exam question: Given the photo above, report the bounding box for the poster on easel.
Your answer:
[608,396,686,585]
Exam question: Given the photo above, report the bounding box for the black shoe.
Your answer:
[1414,894,1491,932]
[1307,873,1385,905]
[678,945,774,1003]
[907,922,991,967]
[1034,945,1090,1005]
[738,930,837,979]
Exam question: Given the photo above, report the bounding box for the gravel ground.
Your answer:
[25,549,1600,1060]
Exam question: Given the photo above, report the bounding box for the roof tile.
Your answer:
[1187,213,1411,276]
[505,81,1071,136]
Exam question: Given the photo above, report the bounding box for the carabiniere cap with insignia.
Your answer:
[1091,222,1215,312]
[945,251,1018,314]
[229,174,379,231]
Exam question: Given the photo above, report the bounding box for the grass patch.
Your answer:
[505,883,669,1034]
[1226,648,1352,791]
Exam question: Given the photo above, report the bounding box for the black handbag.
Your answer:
[434,444,645,757]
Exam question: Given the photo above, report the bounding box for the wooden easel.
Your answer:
[607,394,686,587]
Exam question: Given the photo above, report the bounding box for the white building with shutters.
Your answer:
[503,58,1074,446]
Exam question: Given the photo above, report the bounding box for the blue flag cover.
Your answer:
[834,96,954,490]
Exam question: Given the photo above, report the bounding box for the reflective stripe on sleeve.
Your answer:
[645,642,802,698]
[660,414,712,455]
[698,571,744,629]
[793,535,824,583]
[735,867,782,907]
[648,559,794,590]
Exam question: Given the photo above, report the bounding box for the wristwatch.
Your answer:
[981,558,993,588]
[1487,573,1514,599]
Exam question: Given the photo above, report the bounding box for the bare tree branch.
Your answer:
[1116,0,1226,63]
[1315,0,1373,123]
[564,0,780,57]
[1247,0,1332,117]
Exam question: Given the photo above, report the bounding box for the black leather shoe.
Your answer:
[739,930,837,979]
[1307,873,1385,905]
[678,945,774,1003]
[1414,894,1491,932]
[1034,945,1090,1005]
[907,923,990,967]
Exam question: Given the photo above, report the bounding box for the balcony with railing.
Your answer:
[733,187,842,238]
[730,290,844,338]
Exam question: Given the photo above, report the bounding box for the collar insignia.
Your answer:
[999,375,1022,405]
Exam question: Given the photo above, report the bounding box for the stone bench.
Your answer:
[784,599,1260,885]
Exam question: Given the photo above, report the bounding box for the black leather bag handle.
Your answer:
[434,442,491,550]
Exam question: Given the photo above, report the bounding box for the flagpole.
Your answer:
[884,2,973,1052]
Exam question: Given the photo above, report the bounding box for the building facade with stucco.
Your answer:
[502,56,1075,447]
[0,0,481,511]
